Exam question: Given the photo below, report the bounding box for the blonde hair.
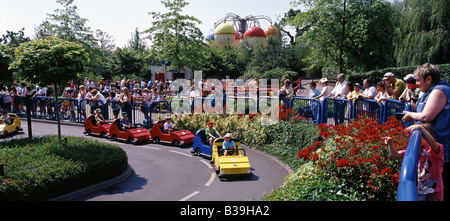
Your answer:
[413,63,441,85]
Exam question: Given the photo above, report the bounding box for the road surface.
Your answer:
[4,118,292,201]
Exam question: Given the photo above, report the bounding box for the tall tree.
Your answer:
[394,0,450,66]
[10,37,89,140]
[144,0,207,71]
[35,0,98,77]
[127,28,148,53]
[290,0,398,74]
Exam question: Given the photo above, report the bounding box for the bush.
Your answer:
[348,63,450,84]
[173,112,319,170]
[0,136,128,201]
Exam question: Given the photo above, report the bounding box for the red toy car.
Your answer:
[109,118,151,144]
[84,114,111,138]
[150,120,195,146]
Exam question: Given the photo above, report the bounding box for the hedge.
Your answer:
[348,63,450,84]
[0,136,128,201]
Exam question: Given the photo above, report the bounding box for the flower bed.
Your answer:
[264,116,408,201]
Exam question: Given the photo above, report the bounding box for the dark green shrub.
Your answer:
[348,63,450,84]
[0,136,128,201]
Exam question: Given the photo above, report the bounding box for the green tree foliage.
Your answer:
[10,37,89,139]
[34,0,110,77]
[394,0,450,66]
[290,0,398,74]
[144,0,207,71]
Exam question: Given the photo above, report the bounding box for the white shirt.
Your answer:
[189,90,200,105]
[164,122,174,130]
[330,80,348,98]
[362,86,377,99]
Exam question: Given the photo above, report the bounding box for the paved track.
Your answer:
[4,119,291,201]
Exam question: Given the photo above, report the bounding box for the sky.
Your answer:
[0,0,295,47]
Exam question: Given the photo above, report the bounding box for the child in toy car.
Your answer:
[223,133,236,156]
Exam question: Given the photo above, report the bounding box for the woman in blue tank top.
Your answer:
[402,63,450,200]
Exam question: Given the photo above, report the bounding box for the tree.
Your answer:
[290,0,398,74]
[1,28,31,48]
[10,37,89,140]
[144,0,207,71]
[394,0,450,66]
[35,0,98,76]
[127,28,148,54]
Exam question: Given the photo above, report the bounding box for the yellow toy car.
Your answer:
[211,138,253,179]
[0,113,22,136]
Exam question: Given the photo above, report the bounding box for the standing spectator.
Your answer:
[77,85,87,119]
[119,87,133,123]
[402,63,450,201]
[311,78,331,102]
[329,73,348,99]
[90,89,107,112]
[85,87,96,114]
[374,81,389,105]
[359,79,377,100]
[1,87,12,112]
[348,83,362,103]
[308,82,321,99]
[165,79,170,95]
[157,80,163,92]
[107,91,120,119]
[279,79,294,108]
[86,79,95,90]
[400,74,421,110]
[383,72,406,100]
[102,81,112,95]
[36,86,48,116]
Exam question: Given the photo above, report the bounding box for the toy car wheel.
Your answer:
[194,148,201,156]
[87,129,92,136]
[15,127,19,132]
[127,137,133,143]
[100,131,106,138]
[154,136,160,144]
[3,130,8,136]
[112,134,117,141]
[173,139,179,147]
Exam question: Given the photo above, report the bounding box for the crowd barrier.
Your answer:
[396,129,422,201]
[1,93,420,200]
[1,94,413,127]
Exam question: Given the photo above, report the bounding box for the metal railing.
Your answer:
[396,129,422,201]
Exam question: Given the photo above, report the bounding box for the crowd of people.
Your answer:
[0,77,177,119]
[278,63,449,201]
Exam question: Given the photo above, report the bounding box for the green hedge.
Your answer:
[0,136,128,201]
[348,63,450,84]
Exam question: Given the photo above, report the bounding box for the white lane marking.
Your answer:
[180,191,200,201]
[140,146,160,150]
[200,160,213,169]
[169,150,193,157]
[205,173,215,187]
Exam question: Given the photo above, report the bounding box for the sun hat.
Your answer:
[224,133,232,138]
[319,78,328,83]
[384,72,394,78]
[207,121,213,126]
[404,74,416,84]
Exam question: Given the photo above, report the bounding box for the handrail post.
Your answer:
[397,129,422,201]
